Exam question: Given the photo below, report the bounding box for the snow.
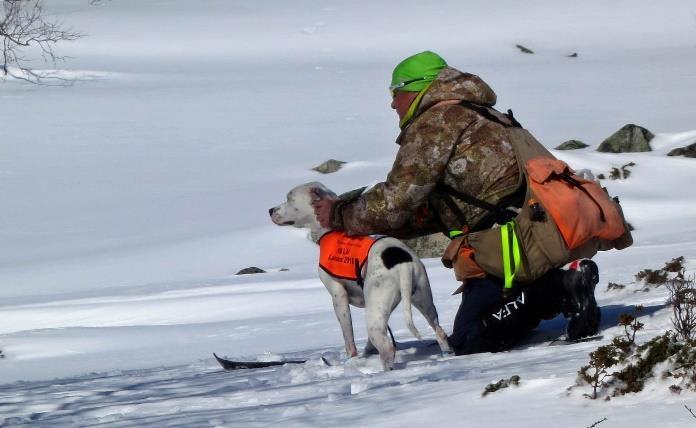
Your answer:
[2,0,696,426]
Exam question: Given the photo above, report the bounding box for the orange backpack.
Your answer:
[526,157,626,249]
[441,104,633,290]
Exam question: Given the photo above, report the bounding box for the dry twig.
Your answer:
[587,417,608,428]
[686,405,696,419]
[667,271,696,341]
[1,0,84,84]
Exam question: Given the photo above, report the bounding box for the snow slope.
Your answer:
[2,0,696,426]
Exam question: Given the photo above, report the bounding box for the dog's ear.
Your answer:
[310,186,337,201]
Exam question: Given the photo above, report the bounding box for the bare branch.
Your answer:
[587,418,608,428]
[667,271,696,341]
[1,0,84,84]
[686,405,696,419]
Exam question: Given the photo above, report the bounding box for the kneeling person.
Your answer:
[312,51,631,355]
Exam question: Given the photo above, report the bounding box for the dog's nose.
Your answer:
[268,207,275,216]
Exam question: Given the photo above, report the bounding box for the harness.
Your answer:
[432,101,525,234]
[434,102,526,291]
[318,231,385,287]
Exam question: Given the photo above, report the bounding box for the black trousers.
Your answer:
[448,271,563,355]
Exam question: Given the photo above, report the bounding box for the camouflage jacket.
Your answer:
[331,66,522,239]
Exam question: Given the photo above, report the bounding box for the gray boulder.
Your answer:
[236,267,266,275]
[312,159,346,174]
[667,142,696,158]
[403,233,450,259]
[515,44,534,54]
[596,124,654,153]
[555,140,588,150]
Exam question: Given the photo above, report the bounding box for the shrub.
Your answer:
[620,162,635,179]
[618,305,644,345]
[666,270,696,342]
[664,256,686,273]
[612,333,672,395]
[606,282,626,291]
[609,333,696,396]
[635,269,668,285]
[578,345,620,399]
[482,375,520,397]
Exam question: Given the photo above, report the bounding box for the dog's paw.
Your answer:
[345,355,361,366]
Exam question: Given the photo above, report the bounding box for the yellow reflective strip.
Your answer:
[449,230,464,239]
[398,81,434,129]
[512,224,521,283]
[501,221,521,289]
[501,223,512,288]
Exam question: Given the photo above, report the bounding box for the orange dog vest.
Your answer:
[318,231,384,283]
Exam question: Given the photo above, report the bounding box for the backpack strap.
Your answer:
[432,101,526,233]
[434,183,523,230]
[459,101,522,129]
[506,109,523,128]
[354,258,364,288]
[353,234,389,287]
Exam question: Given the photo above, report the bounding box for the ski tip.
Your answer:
[213,352,234,370]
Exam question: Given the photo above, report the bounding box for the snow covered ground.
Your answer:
[2,0,696,426]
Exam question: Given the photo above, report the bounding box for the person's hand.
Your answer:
[311,188,337,229]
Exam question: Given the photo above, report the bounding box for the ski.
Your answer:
[213,353,307,370]
[548,335,604,346]
[213,353,334,370]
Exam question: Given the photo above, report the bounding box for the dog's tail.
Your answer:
[399,263,422,340]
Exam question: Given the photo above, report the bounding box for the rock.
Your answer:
[482,375,521,397]
[555,140,588,150]
[667,142,696,158]
[515,44,534,54]
[403,233,450,259]
[596,124,654,153]
[312,159,346,174]
[236,267,266,275]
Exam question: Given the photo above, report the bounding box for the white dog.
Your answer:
[269,182,451,370]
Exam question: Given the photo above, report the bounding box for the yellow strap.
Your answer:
[501,221,521,289]
[398,82,434,129]
[449,230,464,239]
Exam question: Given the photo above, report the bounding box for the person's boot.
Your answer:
[562,259,601,340]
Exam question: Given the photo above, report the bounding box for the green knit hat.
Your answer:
[390,51,447,93]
